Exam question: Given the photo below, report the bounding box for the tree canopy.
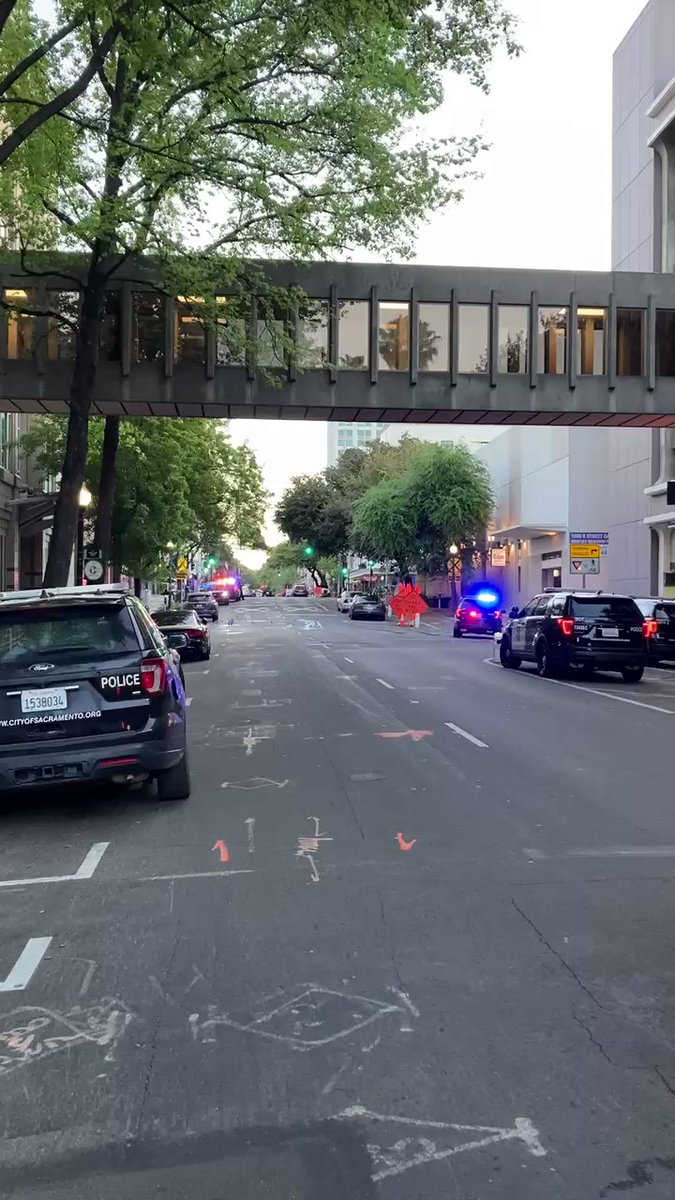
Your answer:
[23,416,266,578]
[0,0,518,585]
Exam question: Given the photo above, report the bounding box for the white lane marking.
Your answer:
[524,846,675,860]
[146,870,254,881]
[377,678,395,690]
[215,653,220,657]
[444,722,488,749]
[221,778,288,790]
[203,669,210,675]
[245,818,256,854]
[344,657,355,664]
[335,674,357,681]
[484,658,675,713]
[0,840,111,889]
[0,938,52,992]
[410,700,420,704]
[73,842,110,880]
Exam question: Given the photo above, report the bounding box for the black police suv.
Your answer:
[499,590,647,682]
[453,587,503,637]
[634,598,675,664]
[0,584,191,798]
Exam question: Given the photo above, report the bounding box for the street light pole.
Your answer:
[76,486,92,584]
[449,542,459,613]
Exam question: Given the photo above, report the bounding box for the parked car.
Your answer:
[186,591,219,622]
[349,593,386,621]
[634,597,675,663]
[154,607,211,661]
[0,584,191,799]
[292,584,309,597]
[337,590,364,613]
[500,590,647,682]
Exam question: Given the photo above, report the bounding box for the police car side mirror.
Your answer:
[509,605,519,619]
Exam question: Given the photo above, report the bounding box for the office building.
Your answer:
[327,422,385,467]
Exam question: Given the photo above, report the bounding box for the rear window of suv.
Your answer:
[0,603,139,669]
[569,597,641,621]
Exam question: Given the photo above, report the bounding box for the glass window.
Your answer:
[617,308,644,377]
[101,292,121,361]
[533,595,551,615]
[577,307,606,375]
[0,604,139,668]
[133,293,164,362]
[498,305,528,374]
[538,307,567,374]
[297,300,328,369]
[47,290,79,361]
[656,310,675,377]
[0,412,14,472]
[256,318,285,368]
[175,298,205,364]
[216,298,246,366]
[5,289,35,360]
[458,304,488,373]
[339,300,368,370]
[418,303,449,371]
[569,596,642,620]
[379,301,409,371]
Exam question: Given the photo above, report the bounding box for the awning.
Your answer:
[9,494,57,538]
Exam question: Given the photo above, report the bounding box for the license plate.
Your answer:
[601,627,619,638]
[20,688,67,713]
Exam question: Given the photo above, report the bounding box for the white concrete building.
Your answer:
[326,422,385,466]
[378,423,501,454]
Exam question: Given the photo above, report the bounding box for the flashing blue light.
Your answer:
[474,588,500,609]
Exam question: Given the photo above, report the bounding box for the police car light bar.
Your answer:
[0,583,130,602]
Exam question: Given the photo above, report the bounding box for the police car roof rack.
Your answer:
[0,583,130,602]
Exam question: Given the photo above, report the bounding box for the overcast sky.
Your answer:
[230,0,646,563]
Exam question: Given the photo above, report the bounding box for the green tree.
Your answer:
[2,0,517,585]
[22,415,266,578]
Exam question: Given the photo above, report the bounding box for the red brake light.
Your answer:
[468,609,479,619]
[557,617,574,636]
[141,657,168,695]
[187,629,204,638]
[644,619,658,638]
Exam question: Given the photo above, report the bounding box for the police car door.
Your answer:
[525,594,551,656]
[510,598,537,656]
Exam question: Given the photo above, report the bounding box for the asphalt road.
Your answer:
[2,597,675,1198]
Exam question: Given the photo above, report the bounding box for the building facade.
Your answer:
[327,422,385,466]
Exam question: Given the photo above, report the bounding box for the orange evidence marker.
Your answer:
[396,832,417,852]
[212,839,230,863]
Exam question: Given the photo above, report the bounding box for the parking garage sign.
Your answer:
[570,531,609,557]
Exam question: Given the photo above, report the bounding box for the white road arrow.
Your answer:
[245,818,256,853]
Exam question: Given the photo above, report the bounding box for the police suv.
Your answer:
[0,584,190,798]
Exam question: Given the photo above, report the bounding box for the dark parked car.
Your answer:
[186,591,219,622]
[154,608,211,661]
[292,584,309,597]
[500,590,647,682]
[634,597,675,663]
[0,584,190,799]
[349,593,386,621]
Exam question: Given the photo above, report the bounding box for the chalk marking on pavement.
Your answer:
[147,870,254,881]
[334,1107,546,1181]
[186,696,193,707]
[245,818,256,853]
[296,816,332,883]
[445,722,489,749]
[0,1000,134,1074]
[0,841,110,890]
[386,986,421,1018]
[148,974,176,1005]
[322,1060,350,1095]
[362,1035,381,1053]
[213,840,229,863]
[241,689,262,696]
[0,938,52,993]
[190,984,407,1051]
[377,730,432,742]
[202,668,210,675]
[337,732,354,737]
[344,657,355,664]
[78,959,98,996]
[396,832,417,852]
[377,678,395,690]
[410,700,420,704]
[221,778,289,790]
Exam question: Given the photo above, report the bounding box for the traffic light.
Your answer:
[303,546,314,557]
[341,566,349,576]
[207,556,218,568]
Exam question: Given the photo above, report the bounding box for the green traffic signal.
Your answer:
[341,566,349,576]
[303,546,314,557]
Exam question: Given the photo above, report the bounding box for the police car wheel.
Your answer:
[453,625,463,638]
[155,747,191,801]
[499,638,521,669]
[621,664,644,683]
[536,643,554,678]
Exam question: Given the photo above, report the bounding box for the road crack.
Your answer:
[511,897,603,1008]
[572,1010,620,1067]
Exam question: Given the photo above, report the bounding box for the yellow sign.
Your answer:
[177,556,189,574]
[569,543,600,559]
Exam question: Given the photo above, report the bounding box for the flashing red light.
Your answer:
[141,657,168,695]
[644,619,658,638]
[468,609,480,619]
[556,617,575,636]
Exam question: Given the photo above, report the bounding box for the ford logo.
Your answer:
[27,663,55,672]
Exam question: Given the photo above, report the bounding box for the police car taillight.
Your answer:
[644,619,658,638]
[141,657,167,695]
[556,618,575,636]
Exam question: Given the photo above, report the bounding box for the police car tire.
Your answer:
[500,638,521,669]
[536,644,554,677]
[621,664,644,683]
[156,747,191,801]
[453,626,462,638]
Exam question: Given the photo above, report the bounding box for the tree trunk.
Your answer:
[43,274,104,587]
[94,415,120,561]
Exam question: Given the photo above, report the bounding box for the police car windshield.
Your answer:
[0,604,139,667]
[569,597,640,620]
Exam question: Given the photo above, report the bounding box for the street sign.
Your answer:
[491,547,507,567]
[84,545,102,560]
[570,531,609,557]
[83,557,104,582]
[569,543,600,559]
[570,558,600,575]
[177,556,189,575]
